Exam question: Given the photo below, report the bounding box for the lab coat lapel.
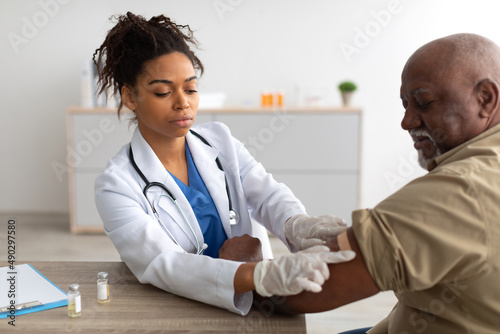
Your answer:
[130,128,203,251]
[187,131,232,238]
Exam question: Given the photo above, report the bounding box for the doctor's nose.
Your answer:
[173,92,189,110]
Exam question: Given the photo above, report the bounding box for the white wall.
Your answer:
[2,0,500,214]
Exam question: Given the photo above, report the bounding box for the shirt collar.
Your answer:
[428,123,500,171]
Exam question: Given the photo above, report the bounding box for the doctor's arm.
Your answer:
[219,235,260,293]
[95,170,261,314]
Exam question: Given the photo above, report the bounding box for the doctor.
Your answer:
[93,12,354,315]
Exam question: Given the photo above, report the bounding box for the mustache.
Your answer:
[410,129,434,142]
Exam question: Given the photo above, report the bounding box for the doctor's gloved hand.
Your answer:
[253,246,356,297]
[284,213,348,251]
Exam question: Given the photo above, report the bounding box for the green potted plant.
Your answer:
[338,81,357,106]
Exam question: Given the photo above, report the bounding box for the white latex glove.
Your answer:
[253,245,356,297]
[284,213,348,250]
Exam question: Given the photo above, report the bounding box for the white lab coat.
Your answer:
[95,121,305,315]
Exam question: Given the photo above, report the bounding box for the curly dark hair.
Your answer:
[93,12,204,118]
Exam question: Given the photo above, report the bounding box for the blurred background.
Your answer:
[4,0,500,216]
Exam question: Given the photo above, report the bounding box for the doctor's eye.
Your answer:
[155,92,171,97]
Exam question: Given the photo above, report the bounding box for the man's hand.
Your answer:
[284,214,348,250]
[219,234,263,262]
[253,246,356,297]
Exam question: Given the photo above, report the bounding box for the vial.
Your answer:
[67,284,81,318]
[97,272,110,303]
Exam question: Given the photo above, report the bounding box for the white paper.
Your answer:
[0,264,67,309]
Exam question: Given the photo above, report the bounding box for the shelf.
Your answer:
[67,107,362,233]
[67,106,362,114]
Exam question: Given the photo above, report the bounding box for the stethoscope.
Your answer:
[129,129,239,255]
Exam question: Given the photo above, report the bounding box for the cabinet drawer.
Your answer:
[271,172,359,225]
[215,113,360,171]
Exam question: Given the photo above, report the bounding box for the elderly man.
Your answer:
[221,33,500,333]
[282,33,500,333]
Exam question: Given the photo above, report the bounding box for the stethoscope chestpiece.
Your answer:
[229,209,239,226]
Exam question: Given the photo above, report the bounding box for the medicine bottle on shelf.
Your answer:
[67,284,81,317]
[277,90,285,108]
[261,91,274,108]
[97,272,110,303]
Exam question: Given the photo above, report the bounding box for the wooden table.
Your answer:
[0,262,305,333]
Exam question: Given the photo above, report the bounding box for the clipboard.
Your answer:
[0,264,68,318]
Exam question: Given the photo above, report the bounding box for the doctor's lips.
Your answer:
[170,115,193,127]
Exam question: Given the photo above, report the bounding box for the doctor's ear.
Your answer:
[121,85,137,111]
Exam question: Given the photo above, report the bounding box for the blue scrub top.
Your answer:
[168,142,228,258]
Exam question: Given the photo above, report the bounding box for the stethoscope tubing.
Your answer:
[189,130,235,214]
[128,130,238,255]
[153,193,204,255]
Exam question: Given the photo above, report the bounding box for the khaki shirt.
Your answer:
[353,124,500,333]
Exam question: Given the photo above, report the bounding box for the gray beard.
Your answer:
[416,146,442,169]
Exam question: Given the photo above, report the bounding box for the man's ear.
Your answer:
[121,85,136,111]
[476,79,500,119]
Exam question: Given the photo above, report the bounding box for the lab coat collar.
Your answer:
[130,128,168,185]
[130,128,204,252]
[187,130,232,239]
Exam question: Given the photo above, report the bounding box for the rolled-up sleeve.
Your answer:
[352,170,489,293]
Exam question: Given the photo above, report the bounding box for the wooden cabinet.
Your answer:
[201,108,361,223]
[67,107,361,233]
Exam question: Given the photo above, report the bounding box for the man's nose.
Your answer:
[401,107,422,130]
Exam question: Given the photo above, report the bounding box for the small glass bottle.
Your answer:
[67,284,81,318]
[97,272,110,303]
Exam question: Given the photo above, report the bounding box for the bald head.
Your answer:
[405,33,500,88]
